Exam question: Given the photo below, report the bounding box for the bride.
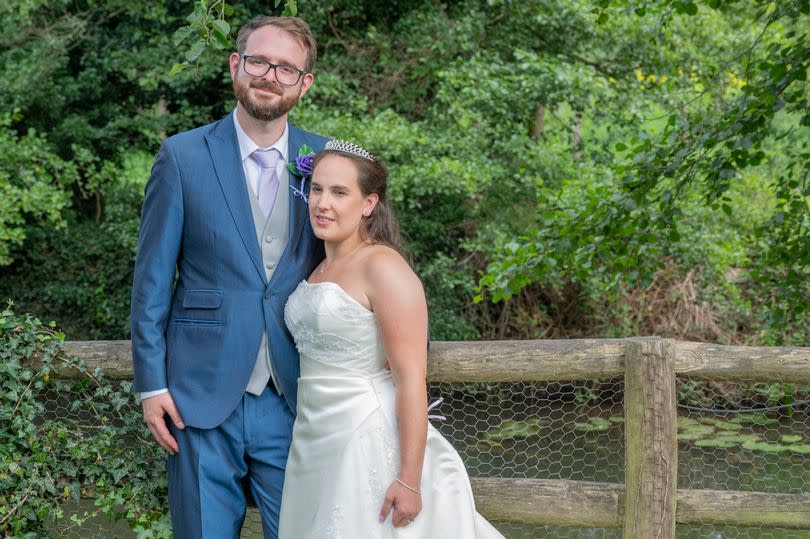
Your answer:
[278,140,504,538]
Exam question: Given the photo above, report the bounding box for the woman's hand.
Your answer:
[378,480,422,527]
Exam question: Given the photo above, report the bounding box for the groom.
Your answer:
[131,16,328,538]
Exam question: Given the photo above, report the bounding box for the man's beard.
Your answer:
[234,78,300,121]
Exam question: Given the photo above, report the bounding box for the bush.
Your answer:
[0,153,149,340]
[0,305,168,537]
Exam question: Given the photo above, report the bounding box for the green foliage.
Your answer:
[1,0,806,344]
[171,0,300,75]
[0,114,74,265]
[171,0,235,76]
[0,303,168,537]
[477,0,809,342]
[0,153,149,340]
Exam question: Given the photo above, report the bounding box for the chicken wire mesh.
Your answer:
[25,369,810,538]
[674,375,810,539]
[424,379,625,539]
[36,378,626,538]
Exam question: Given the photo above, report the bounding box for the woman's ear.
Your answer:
[364,193,380,217]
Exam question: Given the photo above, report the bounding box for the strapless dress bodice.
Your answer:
[284,280,388,377]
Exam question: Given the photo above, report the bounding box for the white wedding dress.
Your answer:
[278,280,505,538]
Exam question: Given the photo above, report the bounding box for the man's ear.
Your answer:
[228,52,241,80]
[298,72,315,98]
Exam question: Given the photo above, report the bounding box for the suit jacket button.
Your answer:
[264,291,272,299]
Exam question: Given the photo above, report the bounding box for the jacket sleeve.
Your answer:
[130,140,184,392]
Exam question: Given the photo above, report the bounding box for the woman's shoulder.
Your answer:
[362,244,425,312]
[364,243,409,270]
[364,244,420,287]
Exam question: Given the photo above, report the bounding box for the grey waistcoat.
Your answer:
[245,167,291,395]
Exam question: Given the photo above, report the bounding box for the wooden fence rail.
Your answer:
[48,338,810,538]
[59,338,810,383]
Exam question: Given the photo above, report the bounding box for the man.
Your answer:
[131,16,328,538]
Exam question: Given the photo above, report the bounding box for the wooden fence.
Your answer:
[54,337,810,538]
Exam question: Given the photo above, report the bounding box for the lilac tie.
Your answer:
[250,148,281,218]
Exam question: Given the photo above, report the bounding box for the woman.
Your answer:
[279,140,504,538]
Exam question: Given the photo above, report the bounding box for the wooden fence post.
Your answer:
[623,338,677,538]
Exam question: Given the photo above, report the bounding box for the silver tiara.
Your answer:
[325,139,374,161]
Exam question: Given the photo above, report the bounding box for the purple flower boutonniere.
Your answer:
[295,153,314,176]
[288,144,314,203]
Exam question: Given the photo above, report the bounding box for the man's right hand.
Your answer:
[142,392,185,455]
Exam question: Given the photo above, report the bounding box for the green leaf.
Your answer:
[172,26,194,47]
[212,20,230,38]
[169,63,187,76]
[185,40,206,62]
[212,29,230,50]
[668,228,681,242]
[718,167,735,180]
[281,0,298,17]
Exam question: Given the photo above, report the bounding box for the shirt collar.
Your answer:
[232,109,289,162]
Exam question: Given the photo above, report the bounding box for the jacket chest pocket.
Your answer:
[182,289,223,309]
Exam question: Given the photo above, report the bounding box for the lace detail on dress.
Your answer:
[290,322,375,364]
[359,412,399,505]
[285,281,382,367]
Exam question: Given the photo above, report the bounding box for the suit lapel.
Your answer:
[205,116,266,282]
[285,124,310,256]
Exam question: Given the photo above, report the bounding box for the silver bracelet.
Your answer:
[395,478,421,495]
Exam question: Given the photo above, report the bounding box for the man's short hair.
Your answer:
[236,16,317,72]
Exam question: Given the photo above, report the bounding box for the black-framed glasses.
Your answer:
[239,54,308,86]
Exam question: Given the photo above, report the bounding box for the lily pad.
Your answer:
[731,413,778,426]
[677,416,700,428]
[787,444,810,454]
[714,433,761,444]
[694,438,736,448]
[780,434,803,444]
[678,425,715,440]
[608,416,624,424]
[741,440,792,453]
[573,417,612,432]
[482,419,541,446]
[698,418,743,431]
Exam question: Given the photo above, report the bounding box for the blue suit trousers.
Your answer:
[168,386,294,539]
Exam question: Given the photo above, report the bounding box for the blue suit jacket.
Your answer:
[131,115,327,429]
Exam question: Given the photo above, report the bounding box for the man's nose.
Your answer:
[262,66,280,84]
